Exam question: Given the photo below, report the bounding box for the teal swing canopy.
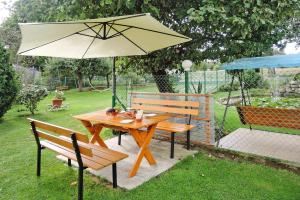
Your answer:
[222,53,300,70]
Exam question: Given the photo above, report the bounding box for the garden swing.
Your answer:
[218,54,300,142]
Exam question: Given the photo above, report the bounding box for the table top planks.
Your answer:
[73,110,170,129]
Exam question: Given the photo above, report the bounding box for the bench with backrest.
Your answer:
[28,118,128,200]
[56,85,69,91]
[119,92,212,159]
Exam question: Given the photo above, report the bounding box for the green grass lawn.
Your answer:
[0,89,299,200]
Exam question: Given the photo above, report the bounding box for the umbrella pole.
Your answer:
[112,57,116,108]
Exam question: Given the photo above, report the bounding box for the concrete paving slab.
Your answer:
[58,135,197,190]
[218,128,300,164]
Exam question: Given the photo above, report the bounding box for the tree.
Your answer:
[1,0,201,92]
[0,43,19,118]
[17,85,48,115]
[45,58,112,91]
[81,58,112,88]
[113,0,300,91]
[2,0,300,93]
[187,0,300,62]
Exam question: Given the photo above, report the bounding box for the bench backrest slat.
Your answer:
[36,130,93,157]
[132,104,199,116]
[28,118,89,143]
[132,98,200,108]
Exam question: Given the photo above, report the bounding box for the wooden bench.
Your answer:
[28,118,128,200]
[119,92,211,158]
[56,85,69,91]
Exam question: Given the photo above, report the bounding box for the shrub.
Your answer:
[244,70,266,89]
[294,73,300,81]
[55,90,66,100]
[218,70,268,92]
[17,85,48,115]
[218,82,240,92]
[0,43,19,118]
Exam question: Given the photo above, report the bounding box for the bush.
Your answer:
[244,70,267,89]
[55,90,66,100]
[17,85,48,114]
[293,73,300,81]
[0,43,19,118]
[218,70,268,92]
[218,82,240,92]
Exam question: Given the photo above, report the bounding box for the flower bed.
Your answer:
[251,97,300,109]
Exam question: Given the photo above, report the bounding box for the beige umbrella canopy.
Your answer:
[17,13,191,58]
[17,13,191,107]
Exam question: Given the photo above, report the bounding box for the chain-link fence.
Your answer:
[115,68,300,165]
[215,68,300,165]
[25,74,109,91]
[23,65,300,165]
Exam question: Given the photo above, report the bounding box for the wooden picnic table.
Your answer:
[73,110,170,177]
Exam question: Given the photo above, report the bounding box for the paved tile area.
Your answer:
[218,128,300,164]
[58,135,197,190]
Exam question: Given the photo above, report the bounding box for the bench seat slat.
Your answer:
[41,140,126,170]
[91,148,127,163]
[88,144,128,162]
[157,121,195,133]
[58,136,128,162]
[37,130,93,157]
[40,141,104,170]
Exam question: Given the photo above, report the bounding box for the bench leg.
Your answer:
[37,147,42,176]
[186,130,191,150]
[68,158,71,167]
[112,163,117,188]
[170,132,175,159]
[118,132,122,145]
[78,167,84,200]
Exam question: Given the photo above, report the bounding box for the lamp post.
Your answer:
[112,57,116,108]
[182,60,192,94]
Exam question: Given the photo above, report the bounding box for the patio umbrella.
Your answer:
[17,13,191,106]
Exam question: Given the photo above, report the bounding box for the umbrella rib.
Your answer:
[22,14,147,25]
[84,23,103,39]
[106,27,131,39]
[18,23,103,55]
[105,13,147,23]
[106,22,113,38]
[108,22,190,40]
[110,26,147,54]
[81,27,102,59]
[76,33,102,39]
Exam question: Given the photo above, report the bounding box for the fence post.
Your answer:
[216,70,219,90]
[203,70,207,93]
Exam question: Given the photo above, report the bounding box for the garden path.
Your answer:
[218,128,300,164]
[58,135,197,190]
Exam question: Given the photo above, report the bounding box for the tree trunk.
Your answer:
[106,73,110,88]
[77,71,83,92]
[88,75,93,84]
[151,69,175,93]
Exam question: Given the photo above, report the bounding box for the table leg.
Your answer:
[130,129,156,165]
[79,120,108,148]
[128,124,157,177]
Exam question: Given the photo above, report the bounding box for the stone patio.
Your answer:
[218,128,300,164]
[58,135,197,190]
